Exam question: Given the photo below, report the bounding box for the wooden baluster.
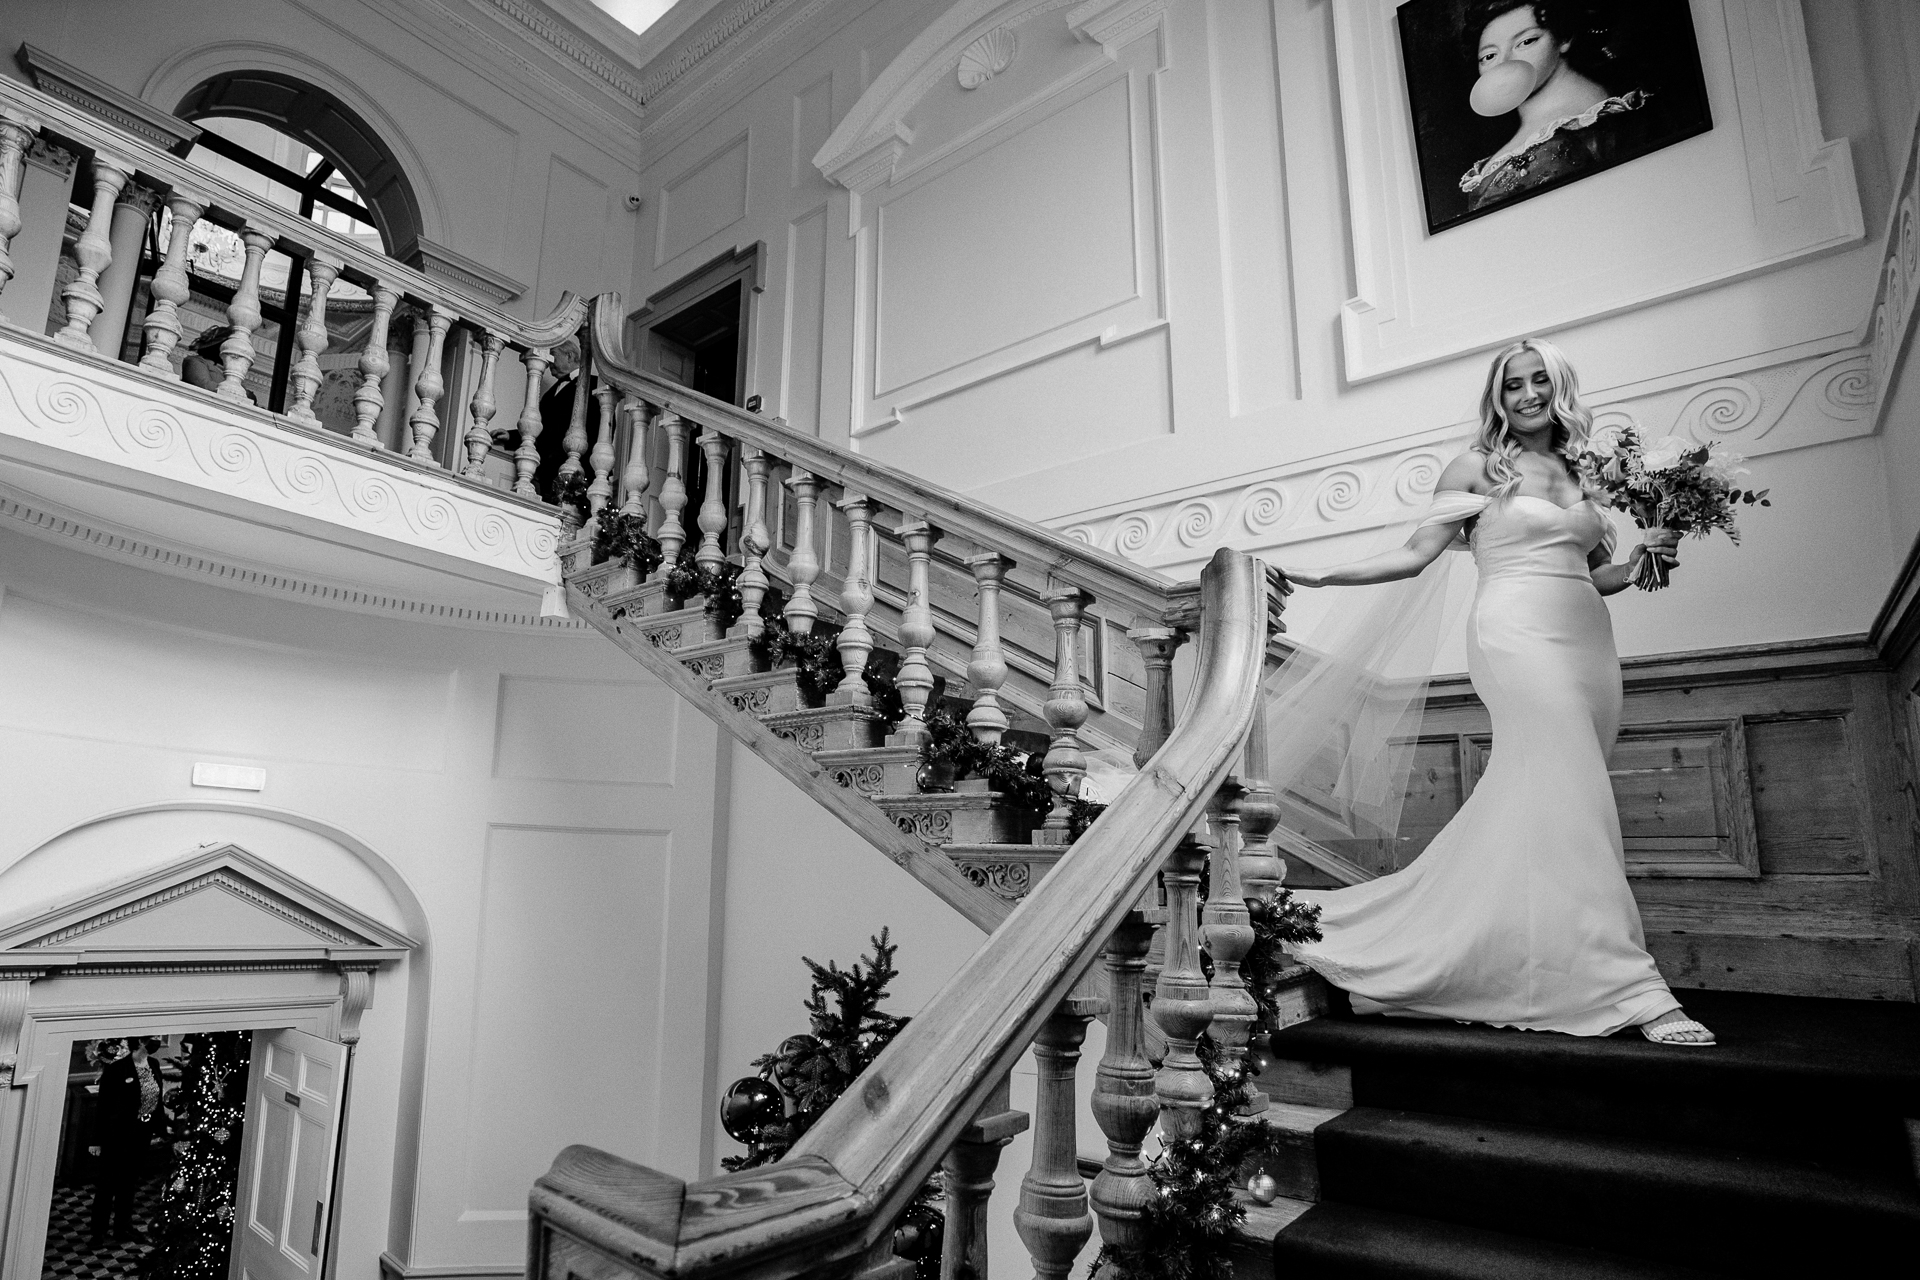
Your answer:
[1038,587,1093,844]
[350,283,397,447]
[406,305,451,461]
[737,446,770,634]
[940,1076,1027,1280]
[891,520,940,740]
[513,346,550,494]
[1203,780,1259,1108]
[462,331,505,475]
[286,252,343,423]
[214,225,274,399]
[965,554,1013,745]
[783,470,823,635]
[832,493,876,705]
[694,428,730,572]
[1090,909,1158,1259]
[1239,678,1284,906]
[1154,832,1215,1139]
[53,154,131,351]
[138,191,205,373]
[589,374,619,516]
[657,412,688,563]
[0,113,37,325]
[619,397,652,517]
[558,340,591,492]
[1016,997,1099,1280]
[1126,626,1186,768]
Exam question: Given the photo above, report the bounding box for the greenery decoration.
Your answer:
[752,614,906,718]
[592,509,663,578]
[663,552,747,630]
[1093,886,1322,1279]
[719,931,941,1279]
[142,1031,250,1280]
[917,706,1053,822]
[556,471,592,526]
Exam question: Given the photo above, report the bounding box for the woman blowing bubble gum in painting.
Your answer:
[1459,1,1676,213]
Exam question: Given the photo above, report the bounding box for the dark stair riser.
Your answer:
[1266,989,1920,1176]
[1313,1107,1920,1275]
[1270,1202,1714,1280]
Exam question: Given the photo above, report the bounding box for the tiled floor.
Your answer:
[39,1176,163,1280]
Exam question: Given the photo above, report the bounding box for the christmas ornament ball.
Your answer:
[719,1076,783,1142]
[1247,1172,1279,1205]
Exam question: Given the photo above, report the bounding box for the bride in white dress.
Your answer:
[1279,339,1714,1045]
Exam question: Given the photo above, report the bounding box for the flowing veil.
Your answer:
[1257,512,1480,878]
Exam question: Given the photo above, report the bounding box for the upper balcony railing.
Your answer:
[0,75,586,507]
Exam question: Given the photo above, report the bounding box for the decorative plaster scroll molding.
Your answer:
[1864,104,1920,434]
[16,43,201,152]
[959,29,1018,89]
[338,967,376,1045]
[1331,0,1864,382]
[634,0,840,146]
[0,333,561,591]
[957,859,1031,900]
[0,978,31,1088]
[0,494,588,632]
[1058,347,1872,566]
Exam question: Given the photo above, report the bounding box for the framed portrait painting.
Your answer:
[1397,1,1714,233]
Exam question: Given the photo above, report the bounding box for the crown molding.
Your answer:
[0,491,591,634]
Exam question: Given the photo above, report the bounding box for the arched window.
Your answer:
[77,74,423,423]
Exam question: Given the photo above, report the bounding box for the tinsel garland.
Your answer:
[662,552,746,630]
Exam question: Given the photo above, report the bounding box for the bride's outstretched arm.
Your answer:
[1280,519,1463,588]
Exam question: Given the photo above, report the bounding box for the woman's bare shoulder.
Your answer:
[1436,450,1491,495]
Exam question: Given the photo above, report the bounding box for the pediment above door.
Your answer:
[0,843,414,976]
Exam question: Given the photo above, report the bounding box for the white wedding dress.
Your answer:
[1290,490,1683,1036]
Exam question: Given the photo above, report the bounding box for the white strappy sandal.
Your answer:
[1639,1017,1716,1046]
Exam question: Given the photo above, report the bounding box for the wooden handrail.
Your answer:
[530,547,1269,1276]
[0,77,583,352]
[586,294,1190,628]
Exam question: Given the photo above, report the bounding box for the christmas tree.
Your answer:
[142,1031,250,1280]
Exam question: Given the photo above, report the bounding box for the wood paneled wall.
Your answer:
[1286,637,1920,1002]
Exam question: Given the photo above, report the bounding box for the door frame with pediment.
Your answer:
[0,843,416,1277]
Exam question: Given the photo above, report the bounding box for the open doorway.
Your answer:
[43,1031,252,1278]
[644,279,746,404]
[38,1027,345,1280]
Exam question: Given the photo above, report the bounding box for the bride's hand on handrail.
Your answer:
[1279,567,1328,589]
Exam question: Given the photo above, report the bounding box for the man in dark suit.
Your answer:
[89,1037,163,1242]
[504,336,598,504]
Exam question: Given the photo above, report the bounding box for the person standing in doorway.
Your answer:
[89,1036,163,1243]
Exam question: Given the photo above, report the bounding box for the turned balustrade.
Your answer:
[0,77,601,508]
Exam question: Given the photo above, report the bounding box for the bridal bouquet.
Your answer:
[1573,424,1770,590]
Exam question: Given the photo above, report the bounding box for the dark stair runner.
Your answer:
[1255,989,1920,1277]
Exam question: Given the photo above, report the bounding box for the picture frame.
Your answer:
[1397,0,1714,234]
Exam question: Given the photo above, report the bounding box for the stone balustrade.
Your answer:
[0,76,595,524]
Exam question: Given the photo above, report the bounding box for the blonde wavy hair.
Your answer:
[1474,338,1593,497]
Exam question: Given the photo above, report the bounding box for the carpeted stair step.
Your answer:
[1268,1201,1713,1279]
[1262,988,1920,1174]
[1310,1107,1920,1274]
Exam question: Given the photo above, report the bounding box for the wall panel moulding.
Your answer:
[1331,0,1863,382]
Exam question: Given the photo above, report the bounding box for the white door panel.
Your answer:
[230,1029,347,1280]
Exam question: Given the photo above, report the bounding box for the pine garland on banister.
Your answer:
[1094,890,1323,1280]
